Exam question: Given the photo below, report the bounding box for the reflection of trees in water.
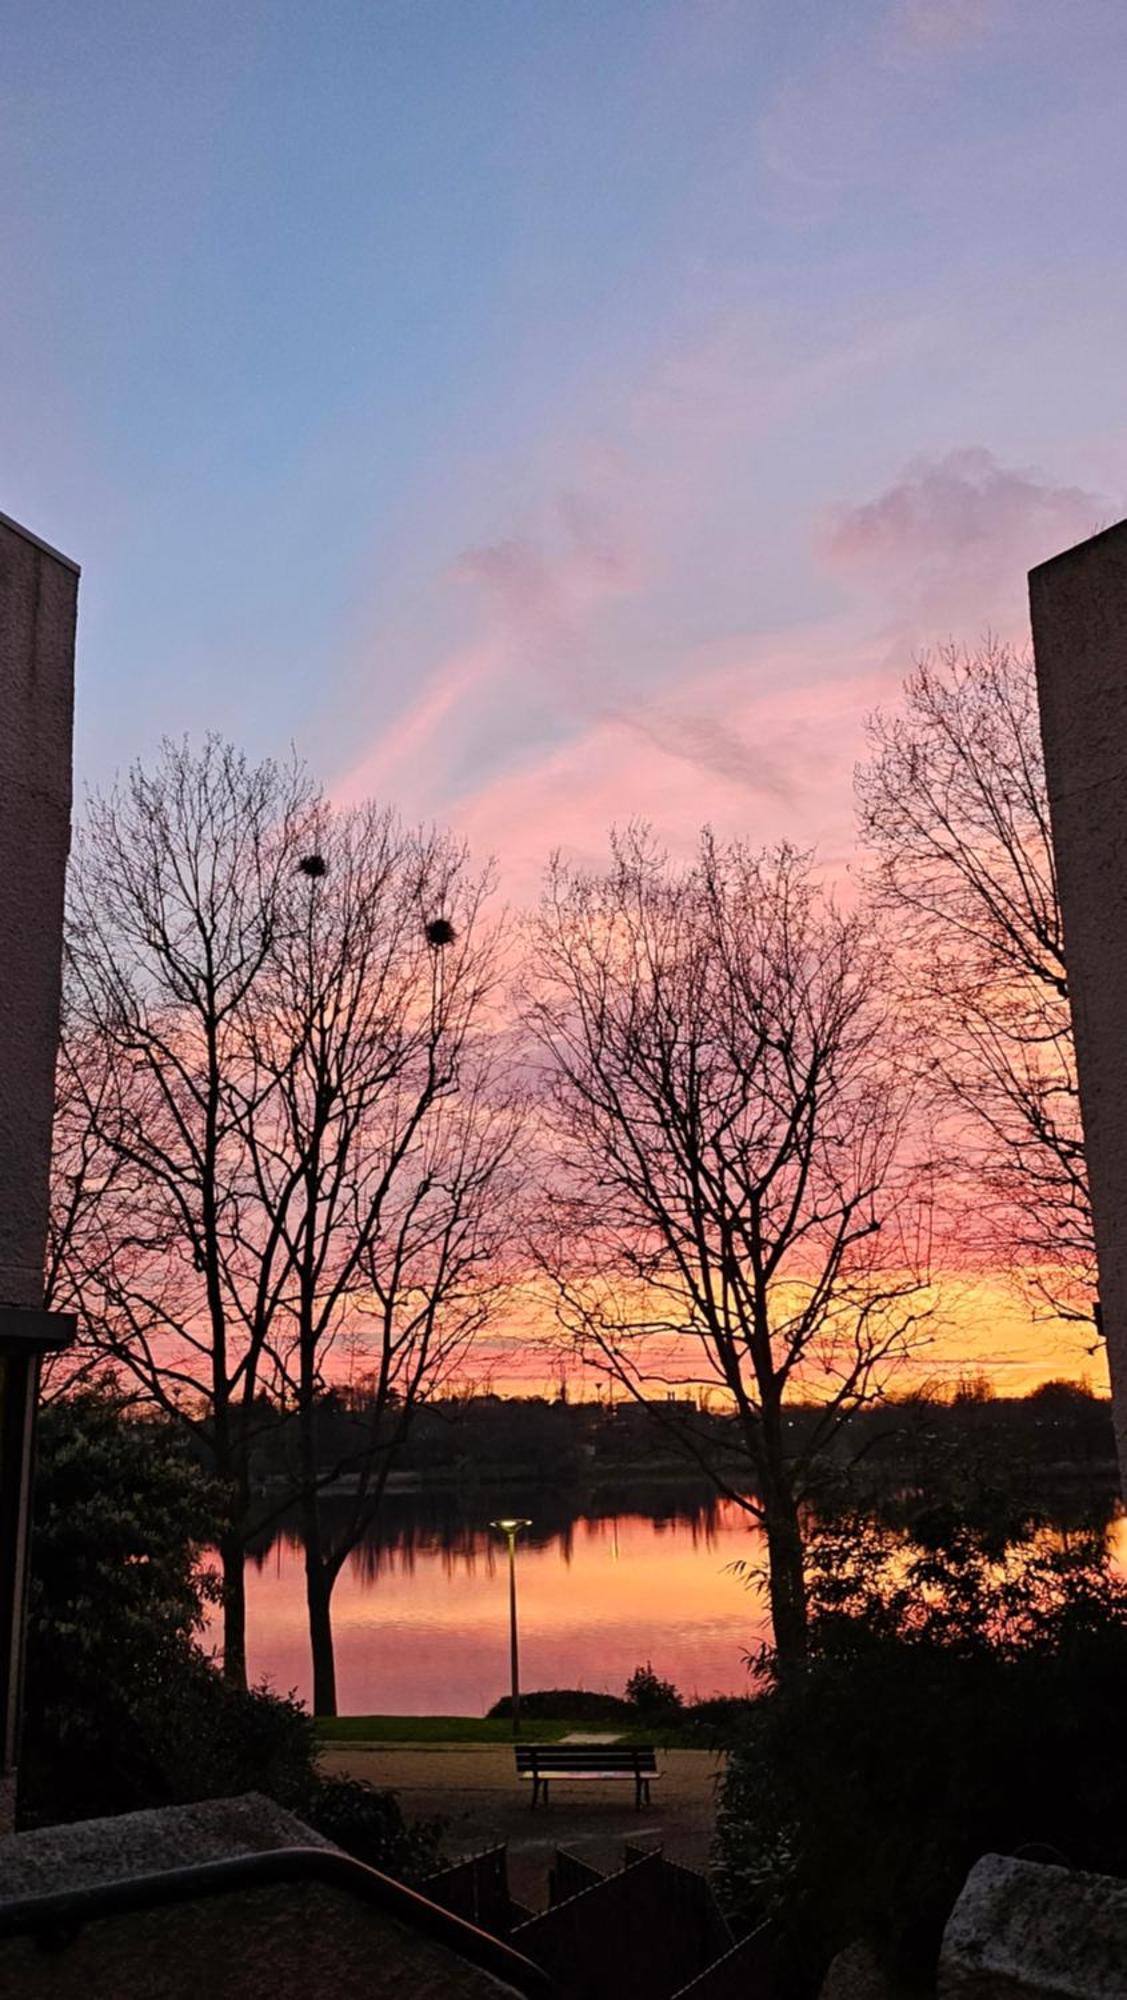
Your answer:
[806,1476,1122,1588]
[243,1473,1118,1581]
[245,1478,727,1578]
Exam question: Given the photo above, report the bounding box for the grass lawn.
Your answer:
[316,1714,726,1747]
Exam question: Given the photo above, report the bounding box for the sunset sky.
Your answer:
[6,0,1126,1389]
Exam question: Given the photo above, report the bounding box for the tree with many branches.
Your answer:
[856,641,1093,1332]
[62,738,314,1683]
[525,829,932,1667]
[239,800,517,1713]
[58,738,513,1702]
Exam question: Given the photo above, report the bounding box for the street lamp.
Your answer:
[489,1518,531,1737]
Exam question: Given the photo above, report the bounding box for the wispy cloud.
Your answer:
[455,492,637,638]
[820,446,1110,637]
[451,627,891,903]
[609,703,796,804]
[431,442,1114,900]
[336,490,641,808]
[882,0,1009,61]
[757,0,1014,202]
[338,436,1113,899]
[336,293,935,829]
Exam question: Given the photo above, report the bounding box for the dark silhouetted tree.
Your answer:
[58,740,514,1706]
[857,641,1093,1329]
[526,829,931,1667]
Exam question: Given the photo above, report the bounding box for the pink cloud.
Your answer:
[340,637,505,803]
[336,434,1114,913]
[335,490,641,810]
[455,491,637,637]
[453,625,893,904]
[820,447,1110,640]
[610,703,796,804]
[883,0,1008,60]
[758,0,1015,205]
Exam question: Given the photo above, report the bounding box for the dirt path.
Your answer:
[319,1744,726,1911]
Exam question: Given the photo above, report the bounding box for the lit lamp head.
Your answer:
[490,1517,532,1541]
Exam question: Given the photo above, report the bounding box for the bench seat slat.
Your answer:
[514,1748,657,1771]
[514,1743,660,1811]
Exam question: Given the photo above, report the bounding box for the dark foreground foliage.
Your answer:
[22,1392,442,1881]
[624,1662,684,1725]
[488,1673,755,1745]
[487,1688,633,1723]
[714,1496,1127,1990]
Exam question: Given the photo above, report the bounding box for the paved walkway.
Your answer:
[319,1744,725,1910]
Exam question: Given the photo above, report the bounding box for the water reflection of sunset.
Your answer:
[231,1503,772,1714]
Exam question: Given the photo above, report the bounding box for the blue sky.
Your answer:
[4,0,1127,894]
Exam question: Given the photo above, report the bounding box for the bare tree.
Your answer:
[856,641,1093,1329]
[525,830,931,1668]
[42,1030,122,1399]
[58,741,515,1706]
[61,737,315,1684]
[238,803,517,1714]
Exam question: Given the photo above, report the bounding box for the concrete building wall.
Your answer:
[0,512,78,1311]
[1030,521,1127,1477]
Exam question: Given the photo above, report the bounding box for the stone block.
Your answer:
[819,1939,901,2000]
[0,1794,533,1996]
[940,1853,1127,2000]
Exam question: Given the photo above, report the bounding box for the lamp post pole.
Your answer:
[490,1519,531,1737]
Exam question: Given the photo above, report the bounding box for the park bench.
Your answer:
[515,1743,660,1810]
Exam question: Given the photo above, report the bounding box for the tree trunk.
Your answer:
[219,1531,248,1689]
[304,1531,338,1717]
[763,1492,808,1671]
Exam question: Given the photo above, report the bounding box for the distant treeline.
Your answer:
[201,1376,1115,1503]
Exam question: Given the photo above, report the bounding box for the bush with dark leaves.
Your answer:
[486,1688,632,1722]
[21,1393,441,1881]
[714,1501,1127,1990]
[625,1662,684,1725]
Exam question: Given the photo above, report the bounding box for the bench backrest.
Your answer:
[515,1745,657,1775]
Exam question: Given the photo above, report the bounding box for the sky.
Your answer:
[5,0,1127,1387]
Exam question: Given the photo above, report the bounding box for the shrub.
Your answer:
[21,1392,439,1882]
[625,1663,684,1724]
[305,1775,443,1879]
[678,1695,759,1745]
[486,1689,632,1722]
[486,1681,759,1745]
[714,1503,1127,1988]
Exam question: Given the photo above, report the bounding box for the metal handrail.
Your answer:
[0,1841,555,1995]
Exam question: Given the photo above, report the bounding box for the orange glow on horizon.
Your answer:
[457,1269,1105,1402]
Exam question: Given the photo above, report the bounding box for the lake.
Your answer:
[233,1486,770,1713]
[224,1478,1127,1715]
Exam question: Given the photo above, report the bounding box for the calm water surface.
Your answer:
[234,1489,769,1713]
[225,1485,1127,1714]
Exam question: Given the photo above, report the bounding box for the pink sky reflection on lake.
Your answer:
[229,1503,769,1716]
